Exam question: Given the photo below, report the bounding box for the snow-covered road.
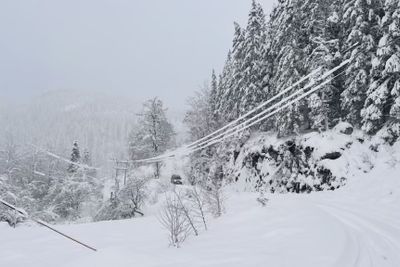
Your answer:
[1,164,399,267]
[315,202,400,267]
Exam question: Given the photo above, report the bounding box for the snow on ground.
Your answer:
[2,130,400,267]
[1,155,400,267]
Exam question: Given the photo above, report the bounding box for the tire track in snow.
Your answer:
[314,202,400,267]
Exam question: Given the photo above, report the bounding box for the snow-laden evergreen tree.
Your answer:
[385,0,400,141]
[67,141,81,174]
[341,0,383,127]
[305,0,340,131]
[209,69,222,129]
[183,0,400,195]
[362,0,399,135]
[227,22,246,120]
[129,98,175,178]
[268,0,309,136]
[238,0,268,115]
[215,51,233,122]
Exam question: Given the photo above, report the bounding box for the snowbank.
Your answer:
[1,155,399,266]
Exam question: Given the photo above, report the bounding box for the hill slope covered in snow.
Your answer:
[1,129,400,267]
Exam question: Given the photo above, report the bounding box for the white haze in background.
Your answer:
[0,0,276,177]
[0,0,276,108]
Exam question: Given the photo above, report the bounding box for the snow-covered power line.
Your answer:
[31,145,99,170]
[190,69,348,154]
[186,67,322,149]
[189,59,351,151]
[0,199,97,252]
[130,69,325,164]
[141,68,347,164]
[136,63,350,164]
[135,40,397,164]
[183,42,360,152]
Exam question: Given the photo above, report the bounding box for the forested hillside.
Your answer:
[200,0,399,138]
[183,0,400,192]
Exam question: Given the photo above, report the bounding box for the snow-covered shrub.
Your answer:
[94,198,120,221]
[118,177,147,217]
[95,177,147,221]
[48,171,102,221]
[51,179,92,220]
[0,188,26,227]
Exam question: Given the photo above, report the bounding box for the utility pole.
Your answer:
[113,159,130,186]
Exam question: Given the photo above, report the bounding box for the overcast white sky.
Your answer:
[0,0,276,108]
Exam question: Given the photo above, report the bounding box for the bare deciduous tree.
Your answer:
[173,190,198,236]
[187,187,208,230]
[158,195,191,248]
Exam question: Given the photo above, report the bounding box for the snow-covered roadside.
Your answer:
[1,154,399,267]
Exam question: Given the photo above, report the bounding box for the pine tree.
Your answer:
[217,51,234,122]
[67,141,80,174]
[305,0,340,131]
[209,69,220,129]
[386,0,400,140]
[362,0,398,135]
[341,0,383,127]
[228,22,246,120]
[269,0,309,136]
[239,0,268,115]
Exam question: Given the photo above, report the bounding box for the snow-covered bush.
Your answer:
[46,171,102,221]
[118,177,147,217]
[0,184,26,227]
[51,178,92,220]
[95,177,147,221]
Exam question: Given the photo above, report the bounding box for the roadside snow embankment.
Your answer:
[1,151,400,266]
[226,123,388,193]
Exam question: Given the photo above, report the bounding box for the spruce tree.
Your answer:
[229,22,246,120]
[362,0,398,134]
[216,51,234,121]
[239,0,268,115]
[67,141,81,174]
[341,0,383,127]
[386,0,400,140]
[209,69,220,129]
[305,0,339,131]
[269,0,309,136]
